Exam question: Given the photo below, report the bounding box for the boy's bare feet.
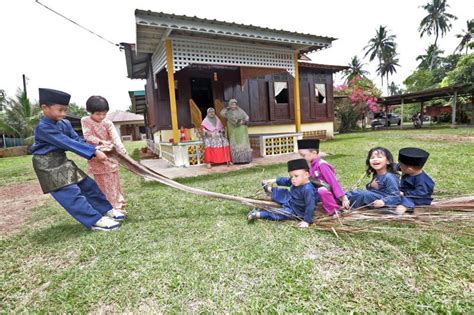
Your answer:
[395,205,408,215]
[373,200,385,208]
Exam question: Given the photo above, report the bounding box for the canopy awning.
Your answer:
[378,84,473,106]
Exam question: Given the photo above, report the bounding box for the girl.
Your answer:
[81,96,128,211]
[345,147,400,209]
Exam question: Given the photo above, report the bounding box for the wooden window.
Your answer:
[274,82,288,104]
[315,83,326,104]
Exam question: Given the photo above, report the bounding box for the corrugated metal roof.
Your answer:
[135,10,335,54]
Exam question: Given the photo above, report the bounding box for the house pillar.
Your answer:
[293,52,301,133]
[400,99,404,129]
[165,39,180,144]
[451,91,457,127]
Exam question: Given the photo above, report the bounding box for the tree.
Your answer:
[0,90,41,138]
[364,25,397,87]
[388,82,403,96]
[377,51,400,95]
[441,53,474,87]
[335,76,381,131]
[403,70,435,92]
[343,56,369,82]
[419,0,457,47]
[416,44,444,70]
[67,102,88,117]
[455,19,474,54]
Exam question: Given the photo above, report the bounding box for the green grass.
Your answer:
[1,129,473,313]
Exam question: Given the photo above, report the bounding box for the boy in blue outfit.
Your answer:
[31,88,125,231]
[247,159,317,228]
[396,147,435,214]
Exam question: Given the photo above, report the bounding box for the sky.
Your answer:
[0,0,472,111]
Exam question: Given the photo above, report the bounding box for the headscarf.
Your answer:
[220,99,249,127]
[201,108,224,132]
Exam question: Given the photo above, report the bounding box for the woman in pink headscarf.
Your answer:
[200,108,232,169]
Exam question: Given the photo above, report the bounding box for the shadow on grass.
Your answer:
[30,223,87,245]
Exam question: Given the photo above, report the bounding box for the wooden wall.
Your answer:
[145,65,335,130]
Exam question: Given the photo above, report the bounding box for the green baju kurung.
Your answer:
[220,106,252,163]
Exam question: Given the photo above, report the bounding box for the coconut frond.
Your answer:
[109,148,474,234]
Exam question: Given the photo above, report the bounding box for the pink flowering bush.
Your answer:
[335,76,382,131]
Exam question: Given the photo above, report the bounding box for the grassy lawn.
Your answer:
[1,128,473,313]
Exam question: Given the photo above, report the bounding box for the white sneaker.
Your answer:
[105,209,126,221]
[91,216,121,231]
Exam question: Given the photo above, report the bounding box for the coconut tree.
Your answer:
[388,82,402,96]
[364,25,397,87]
[416,44,445,70]
[419,0,457,47]
[0,90,41,138]
[343,56,369,82]
[376,51,400,95]
[455,19,474,54]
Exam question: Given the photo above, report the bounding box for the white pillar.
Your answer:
[451,91,457,127]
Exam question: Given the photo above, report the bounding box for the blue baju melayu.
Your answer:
[259,177,317,223]
[31,117,113,228]
[399,171,435,209]
[346,172,401,209]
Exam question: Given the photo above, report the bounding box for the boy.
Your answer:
[396,147,435,214]
[248,158,316,228]
[296,139,349,214]
[31,88,125,231]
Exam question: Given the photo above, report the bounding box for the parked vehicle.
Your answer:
[371,113,401,128]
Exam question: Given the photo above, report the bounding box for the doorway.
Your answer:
[190,78,214,120]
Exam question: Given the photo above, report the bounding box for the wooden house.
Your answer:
[123,10,346,166]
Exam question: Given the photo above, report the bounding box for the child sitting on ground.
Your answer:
[81,96,128,211]
[396,147,435,214]
[247,159,317,228]
[296,139,349,215]
[345,147,401,210]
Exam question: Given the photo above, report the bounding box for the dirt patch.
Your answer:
[411,134,474,143]
[0,181,47,236]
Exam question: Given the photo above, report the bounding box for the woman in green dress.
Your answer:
[220,99,252,164]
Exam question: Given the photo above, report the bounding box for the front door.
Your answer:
[190,78,214,120]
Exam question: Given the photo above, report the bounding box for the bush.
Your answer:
[335,98,360,133]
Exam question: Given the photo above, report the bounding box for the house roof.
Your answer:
[299,62,349,73]
[121,43,149,79]
[107,111,144,123]
[128,91,147,115]
[135,10,335,54]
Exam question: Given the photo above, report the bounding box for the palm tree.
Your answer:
[388,82,402,96]
[455,19,474,54]
[0,90,41,138]
[416,44,444,70]
[376,52,400,95]
[343,56,369,82]
[419,0,457,47]
[364,25,397,87]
